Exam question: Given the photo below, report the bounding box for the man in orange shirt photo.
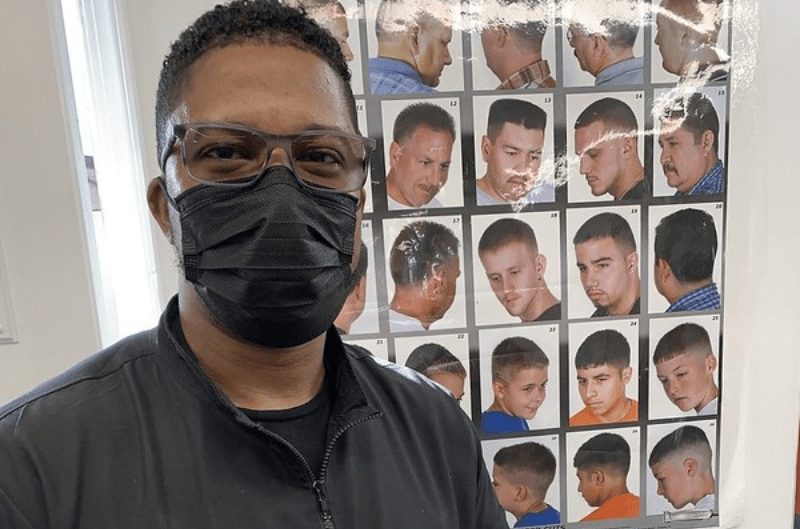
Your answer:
[574,433,640,521]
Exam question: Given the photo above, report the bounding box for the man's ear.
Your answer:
[591,469,605,486]
[389,141,403,169]
[480,135,492,163]
[621,365,633,385]
[700,130,715,156]
[705,352,718,373]
[409,24,421,54]
[621,135,637,158]
[626,250,639,274]
[534,252,547,276]
[684,457,698,477]
[493,380,506,400]
[655,257,673,283]
[428,262,447,296]
[147,177,171,237]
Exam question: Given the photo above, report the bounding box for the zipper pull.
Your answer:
[312,480,335,529]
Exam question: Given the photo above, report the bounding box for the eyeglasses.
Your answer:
[566,26,586,46]
[160,122,376,193]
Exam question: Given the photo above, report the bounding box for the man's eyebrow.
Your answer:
[590,256,613,265]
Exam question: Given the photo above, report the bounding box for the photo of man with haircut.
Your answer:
[653,208,721,312]
[657,91,725,196]
[574,97,647,201]
[573,212,640,317]
[478,218,560,322]
[388,220,461,331]
[649,425,717,511]
[476,99,550,205]
[386,102,456,209]
[478,0,556,89]
[570,329,638,426]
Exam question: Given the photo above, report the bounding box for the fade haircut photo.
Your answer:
[494,441,557,497]
[660,92,720,155]
[486,99,547,141]
[406,342,467,378]
[492,336,549,383]
[574,97,639,135]
[393,102,456,144]
[648,425,712,468]
[654,208,718,283]
[573,212,637,254]
[574,432,631,475]
[575,329,631,371]
[155,0,357,158]
[390,220,459,287]
[653,322,712,364]
[478,218,539,256]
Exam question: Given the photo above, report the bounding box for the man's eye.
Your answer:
[202,145,248,160]
[296,148,343,165]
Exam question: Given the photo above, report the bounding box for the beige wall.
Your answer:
[1,0,798,527]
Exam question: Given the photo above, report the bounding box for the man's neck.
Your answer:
[598,482,630,506]
[390,288,435,330]
[682,47,726,79]
[377,40,415,69]
[178,282,327,411]
[513,498,547,519]
[520,286,559,322]
[595,47,634,76]
[610,165,645,200]
[597,397,633,423]
[476,174,506,202]
[671,279,712,304]
[608,281,640,316]
[496,49,543,83]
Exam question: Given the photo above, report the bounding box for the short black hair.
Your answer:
[390,220,459,287]
[486,99,547,142]
[654,208,717,283]
[406,343,467,378]
[478,218,539,257]
[492,336,549,384]
[649,425,712,467]
[574,432,631,476]
[653,322,713,364]
[575,329,631,371]
[494,441,557,498]
[660,92,720,154]
[393,103,456,145]
[573,212,637,255]
[574,97,639,135]
[155,0,356,158]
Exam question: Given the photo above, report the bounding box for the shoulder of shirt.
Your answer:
[0,328,158,421]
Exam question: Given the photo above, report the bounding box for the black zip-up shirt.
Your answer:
[0,297,507,528]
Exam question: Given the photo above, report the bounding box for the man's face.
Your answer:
[659,121,710,194]
[492,465,518,512]
[430,371,466,401]
[576,364,631,419]
[480,241,545,321]
[495,366,548,420]
[389,127,453,207]
[654,3,686,75]
[656,351,716,412]
[651,457,693,508]
[575,237,637,314]
[576,469,602,506]
[482,123,545,202]
[155,43,363,267]
[568,24,597,75]
[575,121,626,198]
[317,5,355,62]
[414,18,453,87]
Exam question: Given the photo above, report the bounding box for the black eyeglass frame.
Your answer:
[159,122,377,193]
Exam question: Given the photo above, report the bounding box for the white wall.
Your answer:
[1,0,798,527]
[0,0,101,402]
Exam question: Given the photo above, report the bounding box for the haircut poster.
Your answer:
[317,0,730,526]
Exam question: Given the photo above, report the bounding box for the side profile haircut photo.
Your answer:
[492,441,560,527]
[649,425,716,510]
[405,342,467,401]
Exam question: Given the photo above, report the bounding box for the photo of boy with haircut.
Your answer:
[654,322,719,415]
[573,432,640,521]
[482,337,549,435]
[492,442,560,527]
[570,329,638,426]
[649,425,716,511]
[405,342,468,402]
[478,218,561,323]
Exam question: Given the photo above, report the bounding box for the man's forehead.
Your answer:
[578,364,622,376]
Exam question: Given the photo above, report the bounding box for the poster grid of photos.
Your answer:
[313,0,731,526]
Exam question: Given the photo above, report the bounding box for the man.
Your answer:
[574,97,648,201]
[479,0,556,89]
[655,0,729,81]
[288,0,355,61]
[477,99,551,205]
[654,322,719,415]
[492,442,560,527]
[654,208,721,312]
[574,433,640,521]
[658,92,725,196]
[370,0,453,94]
[386,102,455,209]
[0,2,507,527]
[565,0,644,85]
[570,329,638,426]
[389,220,461,331]
[334,242,368,334]
[573,212,640,317]
[477,218,560,322]
[649,426,716,510]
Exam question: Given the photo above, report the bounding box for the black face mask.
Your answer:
[162,166,358,348]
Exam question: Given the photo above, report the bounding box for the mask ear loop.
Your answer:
[156,176,180,210]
